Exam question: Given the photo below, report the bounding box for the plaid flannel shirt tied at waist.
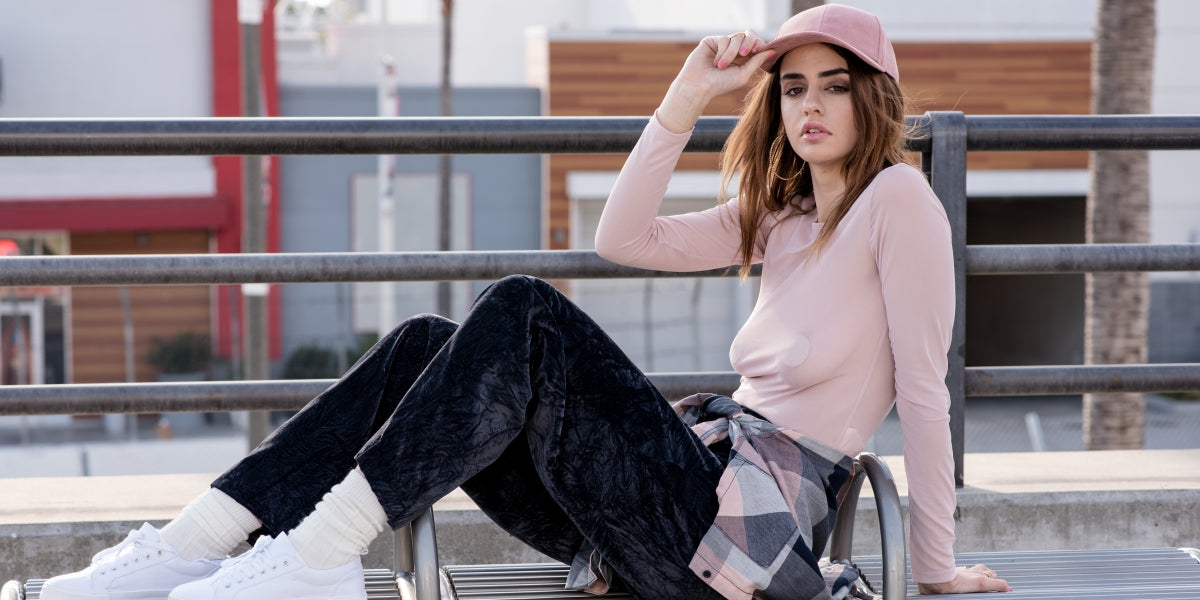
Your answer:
[677,394,855,600]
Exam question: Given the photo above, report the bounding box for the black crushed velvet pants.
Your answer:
[213,275,726,600]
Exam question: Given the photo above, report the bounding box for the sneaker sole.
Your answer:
[38,587,175,600]
[167,594,365,600]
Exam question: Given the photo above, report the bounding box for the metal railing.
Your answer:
[2,112,1200,486]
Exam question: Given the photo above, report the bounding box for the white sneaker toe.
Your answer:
[40,523,220,600]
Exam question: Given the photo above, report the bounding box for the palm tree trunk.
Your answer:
[1083,0,1156,450]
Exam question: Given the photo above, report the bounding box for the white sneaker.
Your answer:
[40,523,221,600]
[167,533,365,600]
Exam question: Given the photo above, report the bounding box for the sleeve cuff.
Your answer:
[650,109,696,138]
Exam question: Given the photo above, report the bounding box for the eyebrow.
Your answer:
[780,68,850,81]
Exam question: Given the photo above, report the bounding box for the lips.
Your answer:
[800,121,830,141]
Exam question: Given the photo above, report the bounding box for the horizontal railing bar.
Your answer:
[0,365,1194,416]
[966,114,1200,151]
[1,244,1197,287]
[0,116,739,156]
[0,116,933,156]
[2,115,1199,157]
[0,251,750,286]
[0,373,741,416]
[967,243,1200,274]
[0,380,330,415]
[966,364,1200,396]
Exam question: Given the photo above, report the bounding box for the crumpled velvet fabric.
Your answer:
[213,275,726,600]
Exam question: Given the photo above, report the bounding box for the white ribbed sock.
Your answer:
[289,466,388,570]
[159,487,263,560]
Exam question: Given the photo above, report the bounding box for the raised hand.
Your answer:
[657,30,776,133]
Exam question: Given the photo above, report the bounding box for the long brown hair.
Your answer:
[719,44,913,277]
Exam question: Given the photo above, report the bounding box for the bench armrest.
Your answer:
[394,508,439,600]
[829,452,908,600]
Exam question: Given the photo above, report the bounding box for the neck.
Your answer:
[809,165,847,223]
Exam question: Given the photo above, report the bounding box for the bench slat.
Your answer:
[852,548,1200,600]
[443,548,1200,600]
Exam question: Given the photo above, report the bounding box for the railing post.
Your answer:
[923,111,968,488]
[240,8,272,451]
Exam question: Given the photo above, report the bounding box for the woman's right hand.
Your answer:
[657,30,776,133]
[917,564,1012,595]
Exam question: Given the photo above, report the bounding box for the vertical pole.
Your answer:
[120,286,136,439]
[378,56,397,333]
[922,111,968,488]
[436,0,453,317]
[7,287,31,444]
[240,0,270,451]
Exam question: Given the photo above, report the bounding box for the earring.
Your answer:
[769,128,789,166]
[769,130,790,182]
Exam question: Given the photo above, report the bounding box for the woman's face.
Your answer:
[778,44,859,176]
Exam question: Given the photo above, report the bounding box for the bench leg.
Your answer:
[1,580,24,600]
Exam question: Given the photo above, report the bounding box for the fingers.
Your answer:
[968,564,1012,593]
[741,47,777,72]
[975,573,1011,593]
[712,30,766,69]
[968,564,993,577]
[968,563,998,580]
[987,575,1012,593]
[669,28,773,111]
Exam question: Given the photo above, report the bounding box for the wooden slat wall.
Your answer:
[546,40,745,248]
[897,41,1091,170]
[70,231,212,383]
[545,39,1091,249]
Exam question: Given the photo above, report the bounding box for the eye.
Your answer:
[827,82,850,93]
[783,86,806,96]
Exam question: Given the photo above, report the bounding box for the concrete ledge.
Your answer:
[844,449,1200,556]
[1,450,1197,584]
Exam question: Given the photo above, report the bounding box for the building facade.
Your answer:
[0,0,274,393]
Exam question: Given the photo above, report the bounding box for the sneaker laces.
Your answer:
[89,527,172,575]
[215,535,288,587]
[217,545,256,570]
[91,528,145,565]
[92,527,169,567]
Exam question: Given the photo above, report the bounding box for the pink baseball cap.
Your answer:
[759,4,899,81]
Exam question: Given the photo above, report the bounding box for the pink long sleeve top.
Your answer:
[595,115,959,584]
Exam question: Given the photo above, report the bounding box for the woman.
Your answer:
[41,5,1008,600]
[597,4,1010,596]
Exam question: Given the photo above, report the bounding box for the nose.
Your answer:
[802,90,823,115]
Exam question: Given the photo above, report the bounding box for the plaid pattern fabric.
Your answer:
[820,560,875,600]
[676,394,854,600]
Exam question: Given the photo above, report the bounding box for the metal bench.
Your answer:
[4,453,1198,600]
[854,548,1200,600]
